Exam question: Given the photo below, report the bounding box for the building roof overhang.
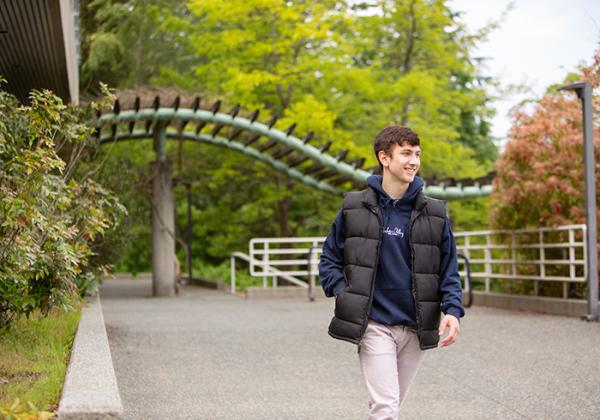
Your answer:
[0,0,79,104]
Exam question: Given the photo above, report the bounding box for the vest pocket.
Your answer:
[335,290,370,325]
[343,264,373,296]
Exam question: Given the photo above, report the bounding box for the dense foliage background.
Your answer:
[3,0,598,296]
[80,0,503,274]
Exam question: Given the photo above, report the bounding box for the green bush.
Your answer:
[0,80,126,328]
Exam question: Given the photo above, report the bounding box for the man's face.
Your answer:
[378,143,421,184]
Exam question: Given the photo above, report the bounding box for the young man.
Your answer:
[319,126,464,419]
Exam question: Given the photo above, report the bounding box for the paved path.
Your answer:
[100,278,600,420]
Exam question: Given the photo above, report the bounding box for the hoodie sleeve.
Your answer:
[439,219,465,320]
[318,209,347,297]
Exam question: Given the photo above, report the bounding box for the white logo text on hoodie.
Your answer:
[383,226,404,238]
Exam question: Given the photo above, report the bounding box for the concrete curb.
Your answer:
[471,290,597,317]
[245,285,327,299]
[58,293,123,419]
[187,277,229,292]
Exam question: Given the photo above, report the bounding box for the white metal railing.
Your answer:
[454,224,587,298]
[230,238,325,293]
[249,237,325,279]
[229,225,587,299]
[229,251,310,294]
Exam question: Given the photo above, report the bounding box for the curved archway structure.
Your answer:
[95,96,496,296]
[96,96,495,199]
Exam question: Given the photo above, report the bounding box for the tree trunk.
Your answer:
[278,179,293,237]
[400,0,418,125]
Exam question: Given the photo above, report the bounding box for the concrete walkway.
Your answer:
[100,278,600,420]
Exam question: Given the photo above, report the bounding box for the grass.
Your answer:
[0,303,82,414]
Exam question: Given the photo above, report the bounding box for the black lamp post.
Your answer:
[560,82,598,321]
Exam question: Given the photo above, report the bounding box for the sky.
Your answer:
[449,0,600,145]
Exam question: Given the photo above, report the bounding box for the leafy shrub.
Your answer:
[489,51,600,231]
[0,81,126,327]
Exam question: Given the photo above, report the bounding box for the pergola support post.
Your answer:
[151,124,176,297]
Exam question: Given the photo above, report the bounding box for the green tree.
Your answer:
[156,0,498,174]
[339,0,498,174]
[156,0,498,241]
[79,0,501,270]
[80,0,193,93]
[489,52,600,231]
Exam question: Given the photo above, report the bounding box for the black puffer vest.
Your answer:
[327,187,447,350]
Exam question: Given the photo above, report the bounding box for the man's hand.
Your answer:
[438,314,460,347]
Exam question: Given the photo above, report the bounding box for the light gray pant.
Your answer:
[359,320,425,420]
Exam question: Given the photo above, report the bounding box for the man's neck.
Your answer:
[381,177,410,199]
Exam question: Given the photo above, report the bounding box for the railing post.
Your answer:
[230,254,236,294]
[186,182,193,283]
[463,235,471,291]
[457,252,473,307]
[272,240,278,288]
[308,245,316,302]
[263,242,269,288]
[568,228,577,299]
[537,231,544,297]
[484,234,492,293]
[510,233,517,294]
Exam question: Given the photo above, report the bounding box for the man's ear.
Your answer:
[378,150,389,168]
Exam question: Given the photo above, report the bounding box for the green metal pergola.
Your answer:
[95,96,495,296]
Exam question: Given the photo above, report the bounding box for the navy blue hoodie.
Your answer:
[319,175,464,326]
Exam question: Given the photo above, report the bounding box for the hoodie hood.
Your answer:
[367,175,424,207]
